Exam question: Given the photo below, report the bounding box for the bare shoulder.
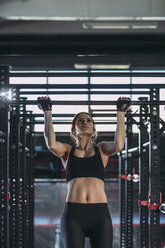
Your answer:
[97,142,109,156]
[97,141,119,157]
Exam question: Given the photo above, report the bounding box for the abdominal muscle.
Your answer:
[66,177,107,203]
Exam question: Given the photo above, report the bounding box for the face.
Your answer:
[74,113,94,137]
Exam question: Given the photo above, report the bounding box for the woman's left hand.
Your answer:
[116,97,131,112]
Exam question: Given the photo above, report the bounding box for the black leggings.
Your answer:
[60,202,113,248]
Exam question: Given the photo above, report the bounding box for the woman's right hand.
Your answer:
[37,96,52,111]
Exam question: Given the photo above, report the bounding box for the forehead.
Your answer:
[76,113,92,120]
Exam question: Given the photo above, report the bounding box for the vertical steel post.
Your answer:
[0,65,10,248]
[119,152,126,248]
[26,111,35,248]
[19,97,27,248]
[149,88,160,248]
[138,98,149,248]
[125,111,133,248]
[9,88,21,248]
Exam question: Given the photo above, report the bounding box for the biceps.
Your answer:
[49,142,68,158]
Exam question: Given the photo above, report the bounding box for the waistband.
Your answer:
[62,201,110,220]
[66,202,108,207]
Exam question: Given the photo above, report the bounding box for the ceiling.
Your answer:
[0,19,165,70]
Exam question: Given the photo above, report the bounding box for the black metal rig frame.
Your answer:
[0,65,165,248]
[0,66,35,248]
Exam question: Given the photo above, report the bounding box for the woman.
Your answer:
[37,96,131,248]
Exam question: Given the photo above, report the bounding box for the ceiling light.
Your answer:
[131,25,157,29]
[83,23,130,29]
[83,22,157,30]
[0,89,12,100]
[74,64,131,70]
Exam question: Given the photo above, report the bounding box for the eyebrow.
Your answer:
[77,117,91,120]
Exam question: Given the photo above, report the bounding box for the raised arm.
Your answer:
[98,97,131,157]
[37,96,69,158]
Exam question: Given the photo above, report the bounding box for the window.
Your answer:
[10,70,165,133]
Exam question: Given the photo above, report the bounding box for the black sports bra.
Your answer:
[65,146,104,183]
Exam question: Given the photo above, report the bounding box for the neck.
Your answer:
[76,136,93,151]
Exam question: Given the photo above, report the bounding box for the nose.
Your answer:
[82,119,87,125]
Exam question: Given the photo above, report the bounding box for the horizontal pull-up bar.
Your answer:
[19,90,150,95]
[3,84,165,89]
[10,100,165,105]
[25,121,118,125]
[19,113,150,118]
[10,72,165,77]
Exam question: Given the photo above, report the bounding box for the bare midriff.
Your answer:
[66,177,107,203]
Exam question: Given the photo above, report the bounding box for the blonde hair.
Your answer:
[70,112,97,145]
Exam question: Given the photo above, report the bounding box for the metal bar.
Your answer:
[149,88,160,248]
[21,113,116,118]
[125,112,134,248]
[121,141,150,154]
[138,99,149,248]
[20,113,150,118]
[27,112,35,248]
[25,121,120,125]
[119,153,127,248]
[9,100,165,105]
[10,72,165,77]
[19,98,27,248]
[0,65,10,248]
[25,150,31,248]
[25,126,34,248]
[8,84,165,89]
[9,88,20,248]
[19,90,150,95]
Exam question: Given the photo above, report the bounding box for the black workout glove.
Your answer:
[37,96,52,111]
[117,97,131,112]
